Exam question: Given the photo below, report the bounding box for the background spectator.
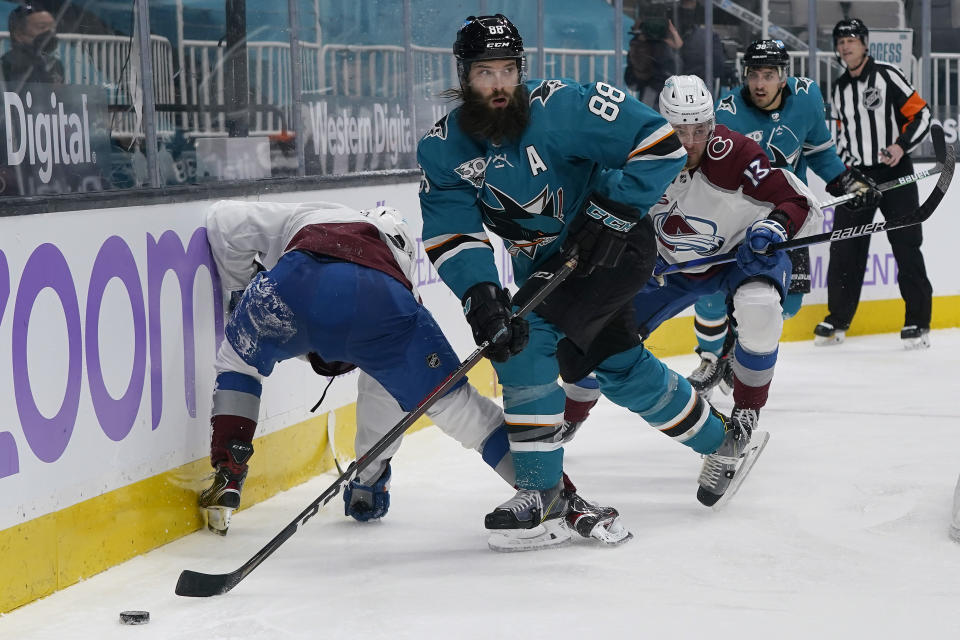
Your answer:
[624,13,682,107]
[2,4,64,88]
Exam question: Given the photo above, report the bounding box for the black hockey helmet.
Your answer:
[833,18,869,48]
[743,39,790,71]
[453,14,524,88]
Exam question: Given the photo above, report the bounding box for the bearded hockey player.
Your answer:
[199,200,623,543]
[418,15,762,546]
[685,39,881,394]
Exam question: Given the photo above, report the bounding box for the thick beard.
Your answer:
[457,84,530,145]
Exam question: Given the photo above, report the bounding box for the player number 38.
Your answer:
[588,82,625,121]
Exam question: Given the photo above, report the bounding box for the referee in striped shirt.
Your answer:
[815,17,934,349]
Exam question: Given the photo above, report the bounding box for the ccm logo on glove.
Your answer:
[583,202,637,232]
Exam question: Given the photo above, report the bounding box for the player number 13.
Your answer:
[588,82,625,122]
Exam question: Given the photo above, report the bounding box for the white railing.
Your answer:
[3,32,958,140]
[0,31,177,137]
[412,44,623,98]
[319,43,405,97]
[932,53,960,113]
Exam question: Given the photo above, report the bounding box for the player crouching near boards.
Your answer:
[198,199,627,547]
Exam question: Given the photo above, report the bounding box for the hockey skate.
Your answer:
[697,408,769,510]
[717,351,734,396]
[560,419,584,443]
[716,332,735,396]
[901,326,931,350]
[687,348,725,400]
[814,321,845,346]
[565,492,632,546]
[485,482,571,552]
[198,440,253,535]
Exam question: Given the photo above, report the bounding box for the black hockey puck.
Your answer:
[119,610,150,625]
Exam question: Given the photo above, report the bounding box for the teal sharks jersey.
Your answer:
[715,77,846,186]
[417,78,686,298]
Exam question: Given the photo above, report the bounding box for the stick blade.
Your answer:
[175,569,237,597]
[931,122,947,164]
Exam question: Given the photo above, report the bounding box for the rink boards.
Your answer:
[1,167,958,613]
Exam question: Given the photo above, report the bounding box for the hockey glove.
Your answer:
[344,463,391,522]
[563,192,642,274]
[462,282,529,363]
[737,218,788,276]
[826,166,882,210]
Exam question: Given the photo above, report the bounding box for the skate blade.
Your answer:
[586,516,633,546]
[950,524,960,544]
[204,506,233,536]
[902,338,930,350]
[814,332,845,346]
[488,520,572,552]
[693,386,714,402]
[712,430,770,512]
[718,380,733,396]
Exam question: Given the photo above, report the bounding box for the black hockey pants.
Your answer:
[824,156,933,330]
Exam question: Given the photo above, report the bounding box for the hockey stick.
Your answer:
[175,255,579,598]
[820,164,942,209]
[655,124,954,277]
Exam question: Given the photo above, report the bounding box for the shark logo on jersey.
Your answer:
[793,77,814,94]
[455,156,489,188]
[529,80,567,106]
[424,115,449,141]
[717,95,737,115]
[478,183,565,259]
[654,202,725,255]
[766,125,802,169]
[862,87,883,110]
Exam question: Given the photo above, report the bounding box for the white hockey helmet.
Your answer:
[362,205,415,261]
[659,75,715,126]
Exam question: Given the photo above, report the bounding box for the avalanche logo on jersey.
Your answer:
[529,80,567,106]
[767,125,802,169]
[654,202,725,255]
[478,183,564,259]
[716,95,737,115]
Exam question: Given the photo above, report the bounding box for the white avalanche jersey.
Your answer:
[648,125,823,274]
[205,200,418,300]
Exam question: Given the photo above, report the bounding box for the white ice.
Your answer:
[3,329,960,639]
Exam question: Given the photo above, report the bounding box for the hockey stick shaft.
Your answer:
[175,256,578,598]
[656,125,953,277]
[819,165,941,209]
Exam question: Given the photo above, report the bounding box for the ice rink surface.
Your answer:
[3,330,960,640]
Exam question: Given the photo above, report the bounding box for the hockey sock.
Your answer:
[562,376,601,425]
[480,425,516,486]
[210,372,262,467]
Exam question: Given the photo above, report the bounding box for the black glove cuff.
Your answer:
[462,282,511,318]
[766,209,795,238]
[581,191,643,231]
